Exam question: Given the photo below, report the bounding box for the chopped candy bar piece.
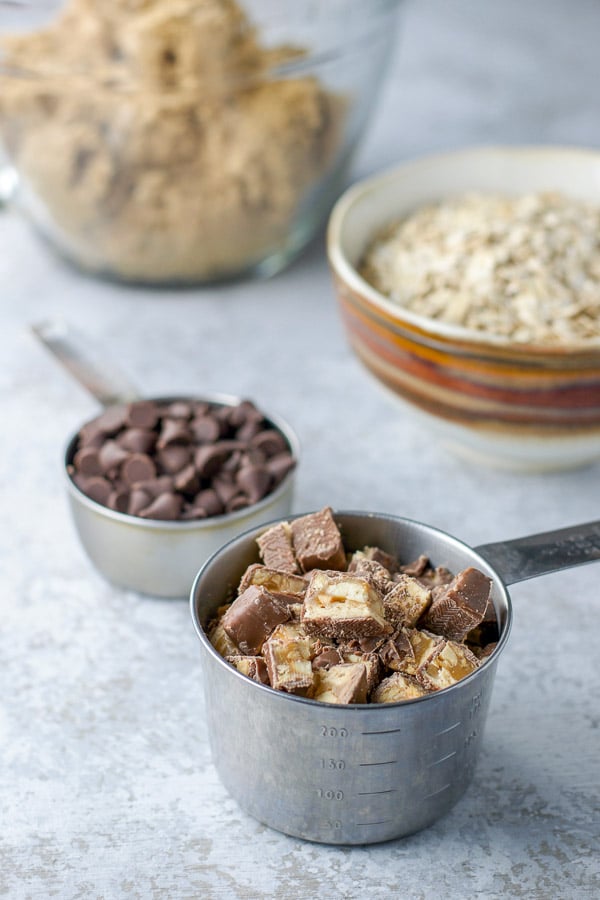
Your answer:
[263,623,314,692]
[415,565,454,588]
[384,574,432,628]
[238,563,306,599]
[222,585,290,655]
[227,655,270,685]
[416,640,479,691]
[257,521,300,574]
[399,628,444,676]
[378,630,415,672]
[372,673,426,703]
[348,555,393,596]
[340,650,381,692]
[311,663,368,705]
[208,620,240,658]
[291,507,347,572]
[399,554,429,577]
[312,647,343,670]
[474,642,498,662]
[421,567,492,641]
[302,571,391,640]
[360,545,399,574]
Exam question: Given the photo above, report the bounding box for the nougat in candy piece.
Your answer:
[263,622,314,693]
[421,567,492,642]
[238,563,306,601]
[416,640,479,691]
[227,655,270,685]
[312,663,368,705]
[372,672,426,703]
[291,507,347,572]
[302,570,391,640]
[222,585,290,655]
[384,575,432,628]
[257,521,300,574]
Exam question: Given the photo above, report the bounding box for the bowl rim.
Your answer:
[63,392,300,532]
[327,144,600,357]
[189,508,513,710]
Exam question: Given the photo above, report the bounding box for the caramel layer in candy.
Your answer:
[302,571,391,640]
[263,623,313,692]
[398,628,444,676]
[222,585,290,655]
[416,640,479,691]
[372,673,426,703]
[238,563,306,600]
[227,655,270,685]
[257,521,300,574]
[384,575,432,628]
[291,507,347,572]
[312,663,368,705]
[421,567,492,641]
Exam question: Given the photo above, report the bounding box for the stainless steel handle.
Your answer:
[475,520,600,586]
[31,319,141,408]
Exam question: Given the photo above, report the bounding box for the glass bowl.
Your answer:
[0,0,403,284]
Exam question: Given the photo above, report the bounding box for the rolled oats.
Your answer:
[360,192,600,345]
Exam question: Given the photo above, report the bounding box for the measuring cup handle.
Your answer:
[31,319,141,408]
[474,519,600,586]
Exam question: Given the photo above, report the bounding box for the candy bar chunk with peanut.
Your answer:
[222,585,290,655]
[238,563,306,601]
[416,640,479,691]
[399,554,429,577]
[372,673,427,703]
[291,507,347,572]
[302,571,391,640]
[421,567,492,641]
[257,521,300,574]
[263,623,314,693]
[384,575,432,628]
[348,555,394,597]
[312,663,368,705]
[227,655,270,685]
[208,620,240,658]
[398,628,444,677]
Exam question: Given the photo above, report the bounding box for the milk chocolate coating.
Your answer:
[291,507,347,573]
[421,567,492,642]
[222,586,290,655]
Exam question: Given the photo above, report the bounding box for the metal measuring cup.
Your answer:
[190,510,600,844]
[33,321,300,598]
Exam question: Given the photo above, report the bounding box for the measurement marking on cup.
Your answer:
[427,751,457,768]
[356,789,397,796]
[423,783,451,799]
[435,721,462,736]
[361,728,403,735]
[359,760,397,767]
[355,820,393,827]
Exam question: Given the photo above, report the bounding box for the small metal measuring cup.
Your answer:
[33,320,300,598]
[190,510,600,844]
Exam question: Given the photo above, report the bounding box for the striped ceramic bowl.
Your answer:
[327,146,600,472]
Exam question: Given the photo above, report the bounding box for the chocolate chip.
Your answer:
[122,453,157,485]
[77,475,112,505]
[128,488,152,516]
[236,419,263,442]
[194,442,236,478]
[108,489,129,512]
[251,429,289,457]
[174,463,200,495]
[228,400,261,428]
[236,464,271,503]
[139,492,183,520]
[132,475,174,498]
[119,428,156,454]
[98,440,130,473]
[226,495,250,513]
[265,452,296,485]
[93,406,128,435]
[193,488,223,517]
[157,418,192,448]
[158,445,191,474]
[126,401,159,430]
[212,473,240,506]
[73,446,102,476]
[190,414,221,444]
[166,401,192,419]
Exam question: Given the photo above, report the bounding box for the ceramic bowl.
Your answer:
[327,146,600,472]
